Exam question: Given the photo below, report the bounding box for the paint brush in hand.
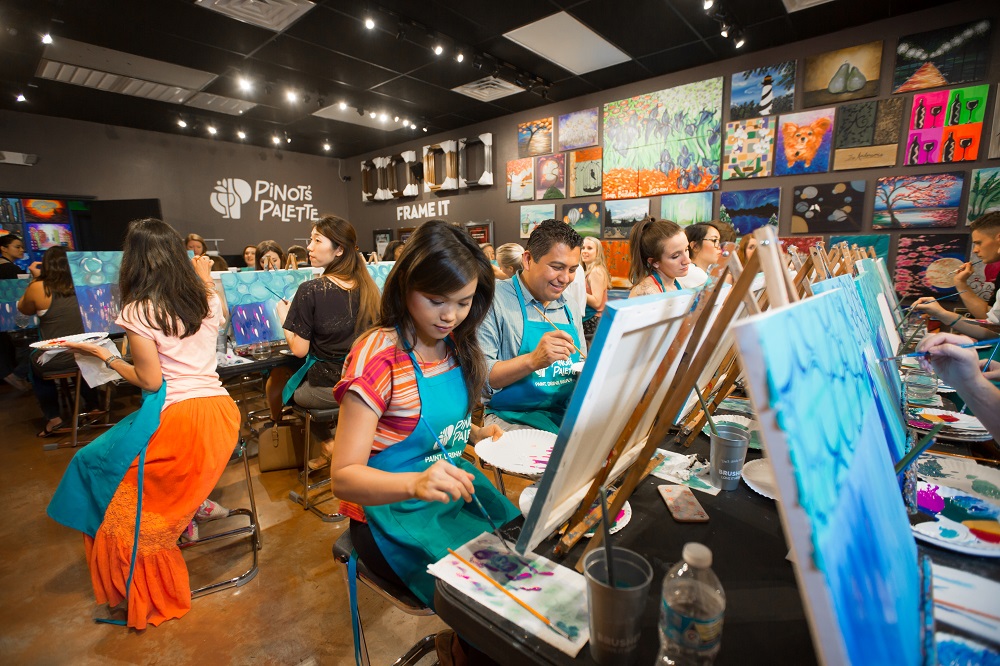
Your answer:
[904,291,966,311]
[879,337,1000,362]
[262,284,289,303]
[946,259,982,275]
[419,418,514,553]
[532,305,586,359]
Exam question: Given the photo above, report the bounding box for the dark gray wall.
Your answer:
[0,112,350,254]
[343,0,999,259]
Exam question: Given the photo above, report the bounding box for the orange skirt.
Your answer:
[84,394,240,629]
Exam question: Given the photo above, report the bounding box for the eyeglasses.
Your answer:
[705,238,721,246]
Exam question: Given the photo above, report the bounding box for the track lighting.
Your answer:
[339,101,348,110]
[177,118,187,128]
[703,0,714,10]
[207,126,217,135]
[456,51,464,63]
[733,30,745,48]
[379,113,387,122]
[323,142,331,151]
[41,33,53,44]
[238,77,252,92]
[364,16,375,30]
[286,90,298,103]
[237,130,246,140]
[369,111,376,119]
[720,22,730,38]
[272,135,281,145]
[285,133,291,144]
[433,44,444,56]
[16,93,27,102]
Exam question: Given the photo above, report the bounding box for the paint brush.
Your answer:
[262,284,288,303]
[419,418,514,553]
[599,486,616,589]
[693,386,718,436]
[879,337,1000,362]
[531,305,586,359]
[903,291,966,311]
[447,548,574,641]
[960,339,1000,415]
[935,598,1000,624]
[946,259,982,275]
[894,424,945,476]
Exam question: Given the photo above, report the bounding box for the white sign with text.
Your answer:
[396,199,451,221]
[211,178,322,223]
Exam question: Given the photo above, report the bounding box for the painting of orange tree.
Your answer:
[602,77,722,200]
[518,117,553,158]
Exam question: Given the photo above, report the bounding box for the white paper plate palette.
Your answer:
[742,458,778,500]
[475,428,557,477]
[908,409,993,443]
[30,332,108,350]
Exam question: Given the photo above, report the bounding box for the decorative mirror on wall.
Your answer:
[401,150,421,197]
[459,133,494,188]
[360,160,376,202]
[372,156,393,200]
[423,140,459,193]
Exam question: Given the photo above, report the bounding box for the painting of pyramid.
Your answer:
[893,20,993,94]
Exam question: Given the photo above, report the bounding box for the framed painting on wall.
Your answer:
[779,236,824,257]
[790,181,866,234]
[373,229,392,257]
[604,199,649,240]
[600,240,631,280]
[967,167,1000,225]
[892,19,993,94]
[895,234,970,298]
[723,117,775,180]
[465,221,493,245]
[904,85,988,165]
[660,192,714,227]
[560,203,602,239]
[873,172,964,229]
[774,108,835,176]
[832,98,904,171]
[506,158,534,202]
[0,197,23,234]
[830,234,891,261]
[719,188,780,235]
[535,154,566,199]
[518,118,553,158]
[557,108,599,151]
[568,148,602,198]
[801,41,882,108]
[397,227,416,242]
[730,61,795,121]
[520,204,555,239]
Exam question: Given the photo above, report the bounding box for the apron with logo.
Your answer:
[487,277,582,434]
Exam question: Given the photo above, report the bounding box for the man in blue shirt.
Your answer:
[477,220,586,433]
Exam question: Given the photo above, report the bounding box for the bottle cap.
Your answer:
[682,542,712,568]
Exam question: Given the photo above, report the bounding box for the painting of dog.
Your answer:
[775,108,835,176]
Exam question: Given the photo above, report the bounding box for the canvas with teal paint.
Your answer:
[67,251,124,334]
[366,261,394,292]
[0,278,37,332]
[733,288,922,665]
[830,234,890,261]
[220,269,314,346]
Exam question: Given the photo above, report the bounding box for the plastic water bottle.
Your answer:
[656,543,725,665]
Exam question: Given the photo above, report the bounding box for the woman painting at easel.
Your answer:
[627,217,691,298]
[330,220,519,664]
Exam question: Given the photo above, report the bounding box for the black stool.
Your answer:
[180,437,262,597]
[333,530,437,666]
[38,367,113,451]
[288,405,346,522]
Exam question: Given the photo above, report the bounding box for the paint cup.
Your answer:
[583,547,653,665]
[251,342,270,361]
[905,369,938,403]
[709,425,751,491]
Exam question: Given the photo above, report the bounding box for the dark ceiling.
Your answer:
[0,0,949,159]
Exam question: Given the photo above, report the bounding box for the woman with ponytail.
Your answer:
[627,216,692,297]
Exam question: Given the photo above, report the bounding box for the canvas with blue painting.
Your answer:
[66,251,124,334]
[730,61,796,121]
[0,278,37,332]
[774,108,835,176]
[733,287,924,666]
[719,188,780,235]
[220,269,314,346]
[830,234,890,261]
[366,261,394,292]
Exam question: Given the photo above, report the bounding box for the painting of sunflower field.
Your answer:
[602,77,723,200]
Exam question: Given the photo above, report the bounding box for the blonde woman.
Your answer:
[580,237,610,340]
[495,242,524,279]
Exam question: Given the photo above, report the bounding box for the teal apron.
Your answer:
[361,347,519,608]
[487,278,582,433]
[281,353,317,404]
[652,272,683,292]
[47,382,166,626]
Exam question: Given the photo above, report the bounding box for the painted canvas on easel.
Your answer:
[832,98,904,170]
[873,172,963,229]
[604,199,649,240]
[520,204,555,239]
[67,251,124,334]
[723,117,774,180]
[568,147,602,198]
[904,84,988,165]
[560,203,602,239]
[0,278,36,332]
[220,269,314,346]
[774,108,835,176]
[730,61,795,121]
[802,41,882,108]
[601,240,631,280]
[895,233,970,298]
[967,167,1000,225]
[602,77,722,199]
[366,262,394,293]
[660,192,714,227]
[506,158,534,202]
[893,19,992,93]
[830,234,890,261]
[0,197,23,235]
[719,188,779,235]
[535,154,566,199]
[557,108,599,151]
[517,118,553,158]
[790,181,865,234]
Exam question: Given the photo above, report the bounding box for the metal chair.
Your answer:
[288,405,346,522]
[333,530,437,666]
[180,436,262,597]
[38,367,113,451]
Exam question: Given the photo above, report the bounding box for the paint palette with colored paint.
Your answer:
[913,482,1000,557]
[475,428,556,477]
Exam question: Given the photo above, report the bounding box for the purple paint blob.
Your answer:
[918,484,945,514]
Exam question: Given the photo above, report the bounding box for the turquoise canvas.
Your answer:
[0,277,36,332]
[220,269,314,346]
[67,251,124,334]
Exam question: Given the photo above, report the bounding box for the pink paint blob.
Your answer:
[917,484,944,514]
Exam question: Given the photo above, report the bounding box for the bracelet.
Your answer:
[104,355,120,368]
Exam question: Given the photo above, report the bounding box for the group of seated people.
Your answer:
[12,209,1000,664]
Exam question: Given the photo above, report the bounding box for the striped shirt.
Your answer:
[477,273,587,398]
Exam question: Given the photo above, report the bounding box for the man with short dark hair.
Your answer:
[953,212,1000,321]
[477,220,586,433]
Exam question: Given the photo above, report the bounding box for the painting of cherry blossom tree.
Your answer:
[895,234,969,298]
[873,172,963,229]
[518,118,553,158]
[558,108,599,151]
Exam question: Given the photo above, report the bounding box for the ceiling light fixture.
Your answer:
[237,130,246,140]
[15,93,27,102]
[433,44,443,56]
[272,135,281,145]
[364,16,375,30]
[207,126,217,135]
[323,142,331,151]
[456,51,464,63]
[286,90,298,103]
[357,107,365,116]
[703,0,714,10]
[733,30,746,48]
[238,77,252,92]
[285,133,291,144]
[369,111,376,119]
[720,22,730,37]
[339,101,348,110]
[422,127,427,132]
[41,33,53,44]
[177,118,187,127]
[378,113,387,122]
[410,123,416,129]
[393,115,399,122]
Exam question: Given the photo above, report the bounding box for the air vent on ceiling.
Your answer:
[185,92,257,115]
[195,0,316,32]
[453,76,524,102]
[313,103,410,131]
[781,0,836,12]
[37,61,194,103]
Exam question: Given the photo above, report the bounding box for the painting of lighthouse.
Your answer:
[730,61,796,121]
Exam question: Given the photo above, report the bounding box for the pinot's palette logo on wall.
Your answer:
[210,178,321,223]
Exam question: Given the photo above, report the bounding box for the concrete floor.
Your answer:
[0,379,504,665]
